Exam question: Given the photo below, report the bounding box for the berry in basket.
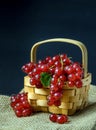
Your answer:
[22,54,83,89]
[22,54,83,108]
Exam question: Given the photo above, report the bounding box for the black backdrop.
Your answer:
[0,0,96,95]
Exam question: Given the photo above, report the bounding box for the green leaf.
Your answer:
[40,72,52,87]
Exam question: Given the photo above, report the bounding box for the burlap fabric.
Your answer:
[0,85,96,130]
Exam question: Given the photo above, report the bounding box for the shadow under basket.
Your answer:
[23,38,92,115]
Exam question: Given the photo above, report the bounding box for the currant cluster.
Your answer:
[10,93,33,117]
[49,114,68,124]
[22,54,83,107]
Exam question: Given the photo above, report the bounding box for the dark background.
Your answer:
[0,0,96,95]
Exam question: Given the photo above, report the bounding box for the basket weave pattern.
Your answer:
[24,74,91,115]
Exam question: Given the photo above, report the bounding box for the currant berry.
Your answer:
[15,110,22,117]
[49,114,57,122]
[21,62,35,74]
[22,108,32,117]
[75,80,82,88]
[52,55,60,62]
[51,75,58,84]
[68,81,75,87]
[47,95,55,106]
[35,82,42,88]
[50,90,55,95]
[50,84,59,92]
[30,77,37,85]
[49,67,55,74]
[28,71,33,78]
[55,67,63,76]
[57,81,64,90]
[47,100,54,106]
[34,74,40,81]
[75,72,82,80]
[57,115,68,124]
[45,56,51,63]
[68,73,76,81]
[66,66,73,74]
[40,64,49,72]
[63,57,71,65]
[54,61,61,67]
[48,59,55,67]
[14,102,23,110]
[59,75,66,81]
[54,100,61,106]
[60,54,67,59]
[53,92,62,100]
[38,60,44,64]
[22,101,31,108]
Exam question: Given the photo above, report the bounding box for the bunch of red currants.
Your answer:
[22,54,83,107]
[10,54,83,124]
[10,93,33,117]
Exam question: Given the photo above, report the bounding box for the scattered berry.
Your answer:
[10,93,33,117]
[49,114,68,124]
[57,115,68,124]
[49,114,57,122]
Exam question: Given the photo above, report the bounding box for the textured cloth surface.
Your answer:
[0,85,96,130]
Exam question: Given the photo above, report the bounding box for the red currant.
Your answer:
[47,95,55,106]
[68,81,75,87]
[54,61,61,67]
[30,77,37,85]
[75,72,82,80]
[55,67,63,76]
[57,81,64,89]
[53,92,62,100]
[22,108,32,117]
[59,75,66,81]
[15,110,22,117]
[48,59,55,66]
[28,71,34,78]
[75,80,82,88]
[35,82,42,88]
[54,100,61,106]
[57,115,68,124]
[63,58,71,65]
[50,84,59,92]
[52,55,60,62]
[51,75,58,84]
[68,73,76,81]
[49,114,57,122]
[45,56,51,63]
[66,66,73,74]
[49,67,55,74]
[60,54,67,59]
[21,62,35,74]
[40,64,49,72]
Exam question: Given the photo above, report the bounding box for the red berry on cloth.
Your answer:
[49,114,57,122]
[10,93,33,117]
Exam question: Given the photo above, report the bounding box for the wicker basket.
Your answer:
[24,38,91,115]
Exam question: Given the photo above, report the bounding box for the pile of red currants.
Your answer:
[10,93,33,117]
[10,54,83,124]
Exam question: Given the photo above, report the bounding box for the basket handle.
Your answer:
[31,38,88,78]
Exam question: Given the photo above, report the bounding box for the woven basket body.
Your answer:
[24,38,91,115]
